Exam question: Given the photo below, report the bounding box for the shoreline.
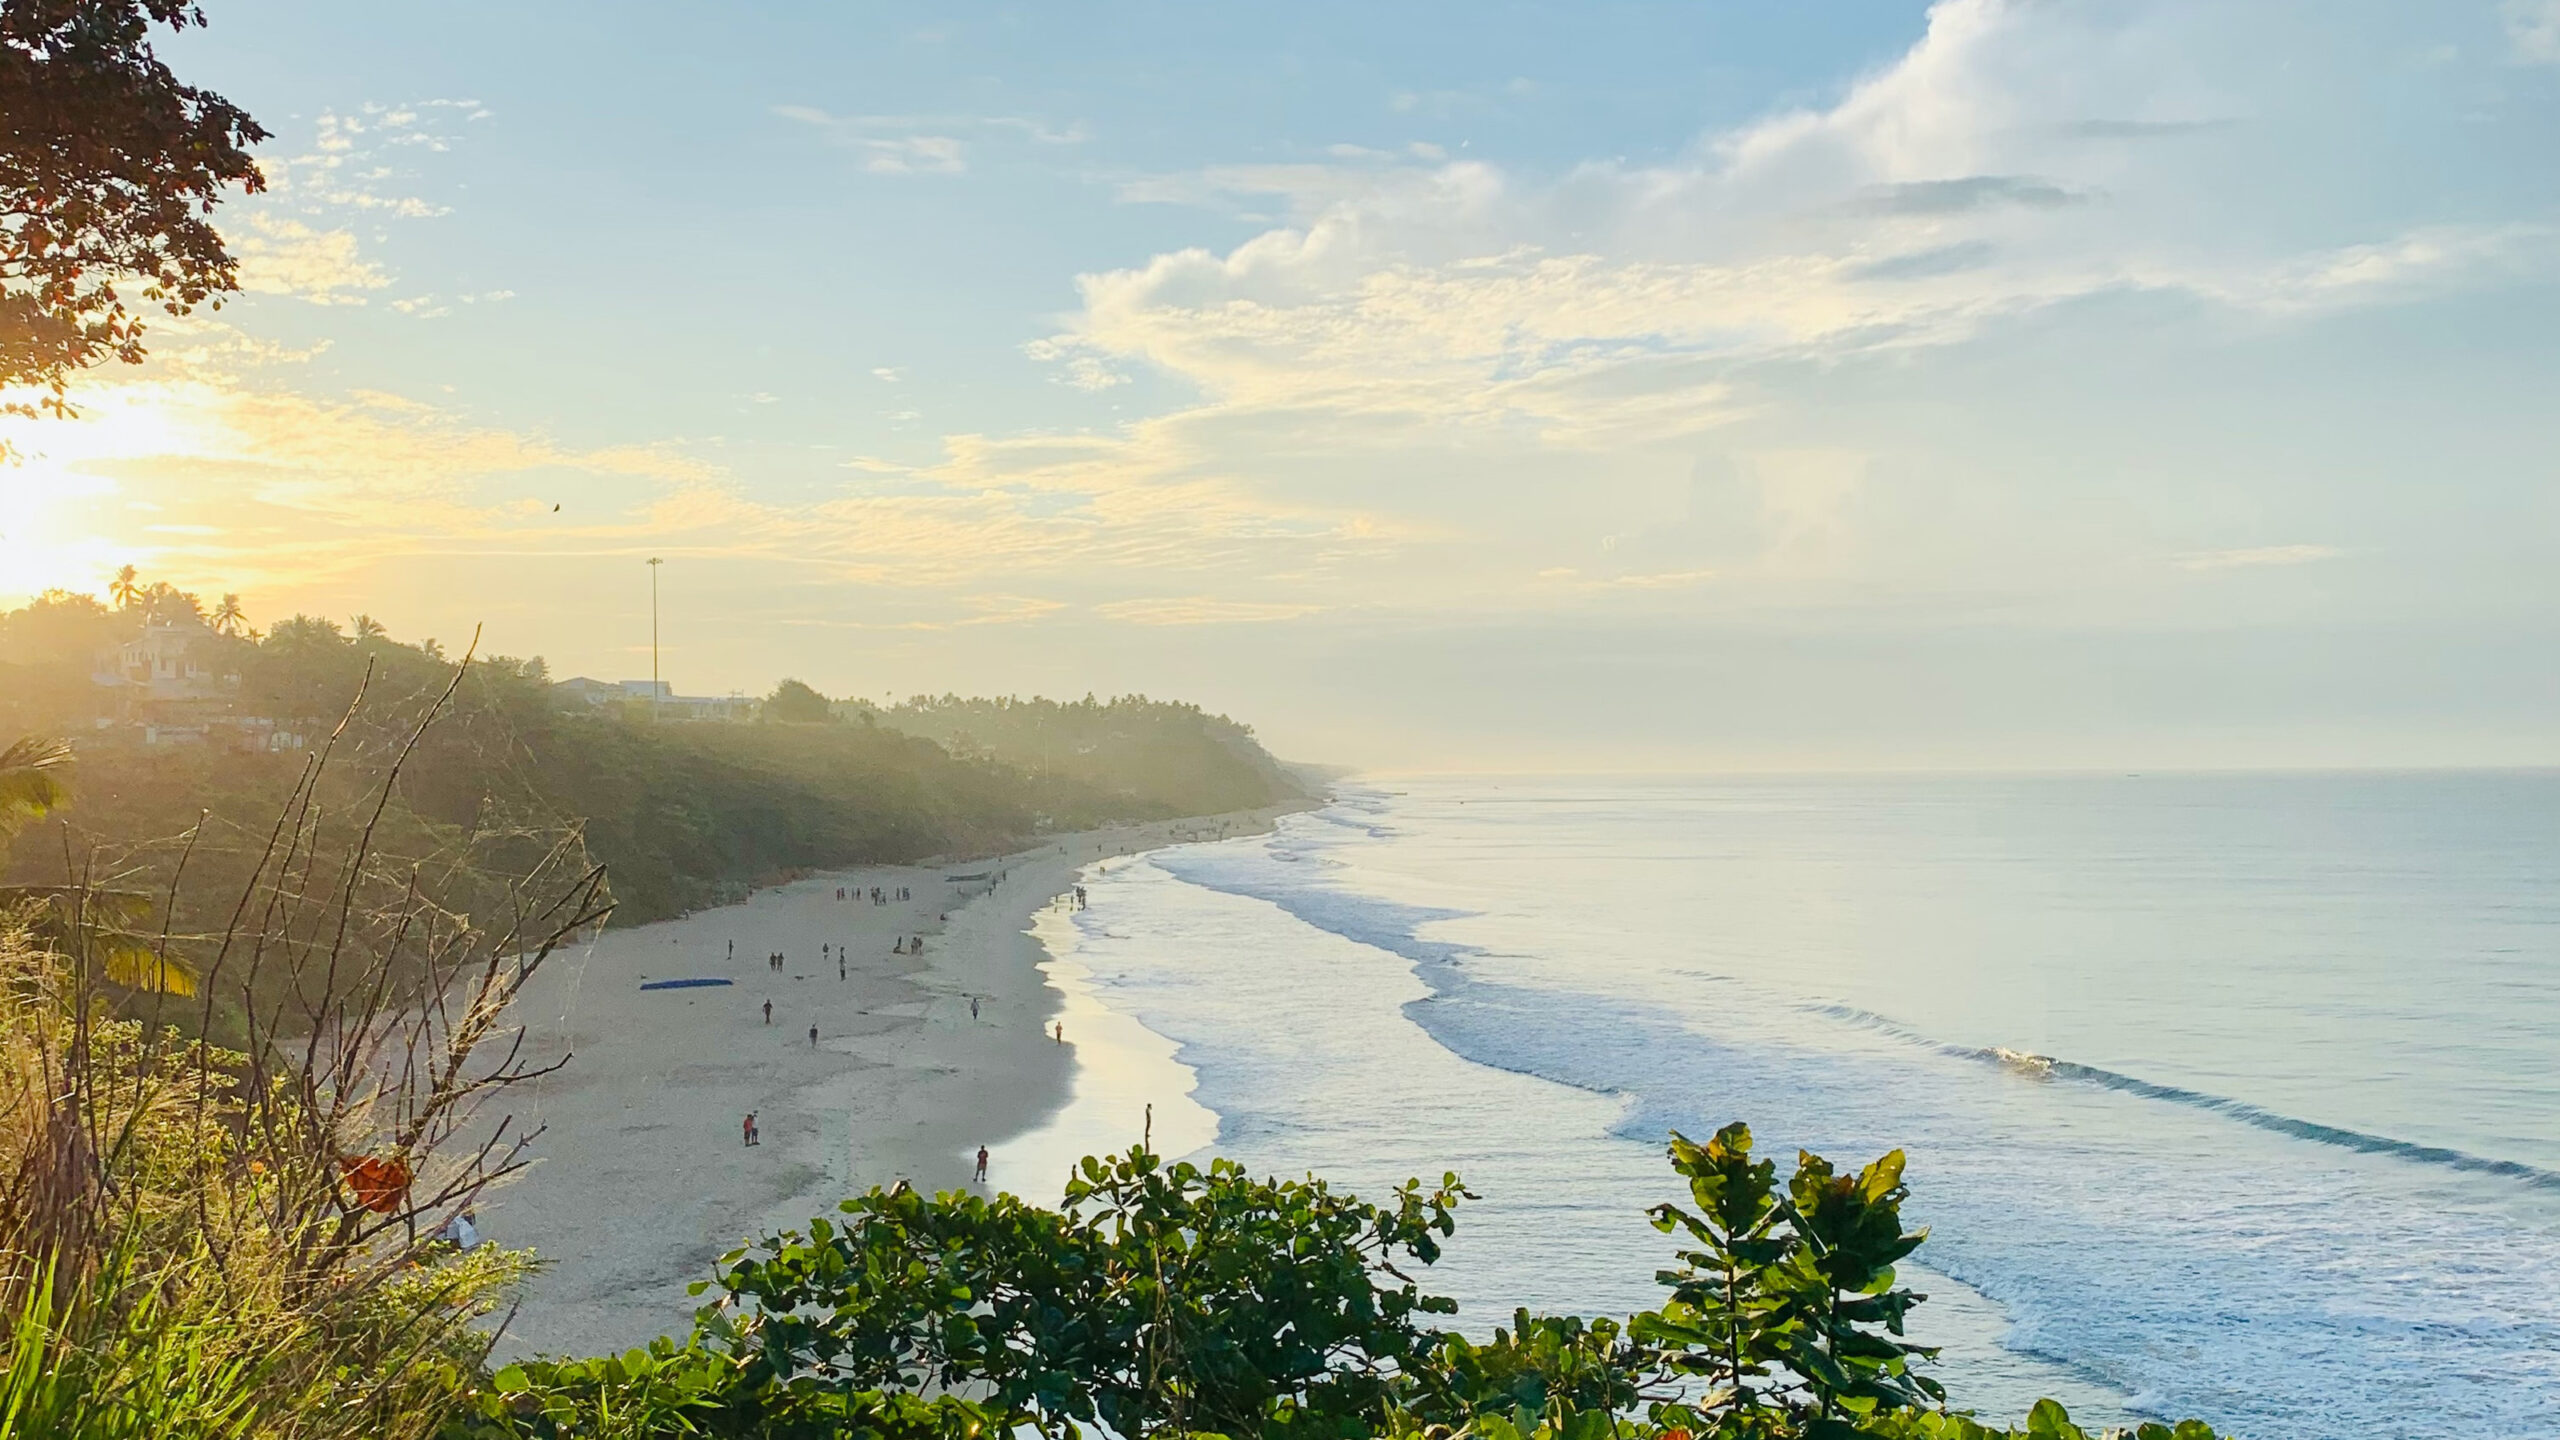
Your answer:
[487,800,1311,1360]
[983,879,1224,1198]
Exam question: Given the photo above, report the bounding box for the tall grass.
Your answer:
[0,639,613,1438]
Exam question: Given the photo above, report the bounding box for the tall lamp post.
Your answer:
[647,557,663,720]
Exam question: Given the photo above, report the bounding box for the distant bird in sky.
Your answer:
[552,503,561,511]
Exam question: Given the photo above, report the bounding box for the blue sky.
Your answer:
[5,1,2558,768]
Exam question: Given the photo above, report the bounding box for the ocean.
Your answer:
[994,774,2560,1439]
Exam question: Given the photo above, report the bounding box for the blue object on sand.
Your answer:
[639,977,734,991]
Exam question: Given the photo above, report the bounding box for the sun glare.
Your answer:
[0,385,213,604]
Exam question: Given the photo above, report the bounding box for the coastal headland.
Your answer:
[488,803,1305,1359]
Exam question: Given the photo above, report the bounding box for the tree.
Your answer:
[1767,1146,1941,1427]
[107,563,141,609]
[209,591,245,636]
[1,0,268,421]
[139,578,199,623]
[1634,1122,1791,1422]
[447,1131,2237,1440]
[0,733,69,844]
[0,733,187,993]
[1636,1125,1941,1437]
[763,677,834,724]
[352,613,388,641]
[691,1147,1468,1439]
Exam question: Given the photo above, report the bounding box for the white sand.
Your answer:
[483,806,1296,1359]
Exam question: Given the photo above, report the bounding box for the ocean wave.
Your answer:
[1801,1001,2560,1191]
[1107,785,2560,1436]
[1177,832,2560,1199]
[2002,1052,2560,1191]
[1153,848,1475,968]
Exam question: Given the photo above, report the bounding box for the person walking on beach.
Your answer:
[1054,1021,1064,1044]
[809,1023,819,1048]
[762,999,773,1025]
[742,1113,758,1147]
[970,995,980,1020]
[839,952,846,981]
[974,1145,989,1183]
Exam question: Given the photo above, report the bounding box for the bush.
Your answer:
[447,1133,2233,1440]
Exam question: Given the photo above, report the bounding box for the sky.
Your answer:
[3,0,2557,770]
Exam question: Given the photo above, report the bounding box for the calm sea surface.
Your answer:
[1003,773,2560,1439]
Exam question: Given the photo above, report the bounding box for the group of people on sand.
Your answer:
[730,863,1070,1173]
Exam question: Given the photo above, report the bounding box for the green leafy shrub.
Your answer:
[453,1132,2233,1440]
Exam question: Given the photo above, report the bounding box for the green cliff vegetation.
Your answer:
[857,693,1303,819]
[0,582,1309,945]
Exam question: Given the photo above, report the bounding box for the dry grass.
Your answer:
[0,639,614,1439]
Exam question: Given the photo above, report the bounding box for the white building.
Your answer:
[551,677,757,722]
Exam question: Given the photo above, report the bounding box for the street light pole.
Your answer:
[647,557,663,720]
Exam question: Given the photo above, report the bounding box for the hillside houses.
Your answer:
[550,677,758,722]
[87,618,303,752]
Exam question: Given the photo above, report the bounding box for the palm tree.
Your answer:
[143,582,201,624]
[0,736,72,845]
[352,614,387,642]
[108,564,142,610]
[211,593,248,637]
[0,735,194,995]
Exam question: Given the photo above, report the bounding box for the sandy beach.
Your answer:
[485,805,1299,1360]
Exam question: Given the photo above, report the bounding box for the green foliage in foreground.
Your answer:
[445,1127,2232,1440]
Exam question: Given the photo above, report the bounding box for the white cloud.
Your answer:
[773,107,1091,174]
[228,100,482,305]
[870,0,2551,642]
[2507,0,2560,62]
[861,134,967,175]
[1610,569,1718,589]
[1051,0,2552,451]
[2173,545,2347,571]
[771,105,965,172]
[1023,337,1130,391]
[234,217,390,304]
[54,1,2544,702]
[1094,596,1325,625]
